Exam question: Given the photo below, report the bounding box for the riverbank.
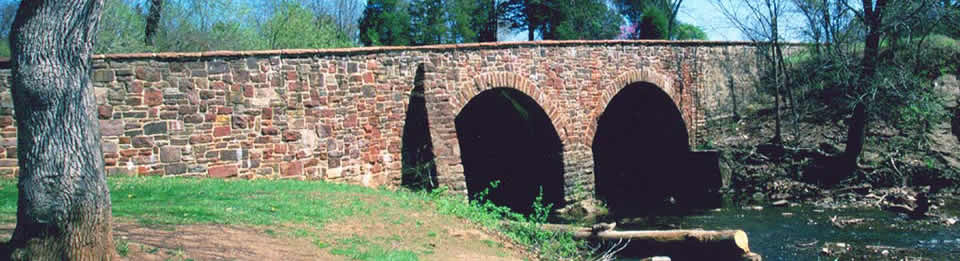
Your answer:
[686,74,960,260]
[0,177,563,260]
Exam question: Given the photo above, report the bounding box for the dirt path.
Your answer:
[0,218,530,261]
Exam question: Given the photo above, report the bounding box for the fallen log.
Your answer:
[572,229,749,253]
[508,222,758,260]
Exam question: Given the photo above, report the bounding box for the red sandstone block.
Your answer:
[144,88,163,106]
[261,108,273,120]
[209,164,238,178]
[282,161,303,176]
[255,136,273,144]
[363,72,374,83]
[190,135,213,144]
[213,126,231,137]
[98,105,112,119]
[0,116,12,128]
[129,81,144,94]
[243,85,254,98]
[261,127,279,136]
[282,130,301,142]
[217,106,233,115]
[286,71,298,81]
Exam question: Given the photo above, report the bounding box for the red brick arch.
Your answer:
[585,69,680,146]
[450,72,568,138]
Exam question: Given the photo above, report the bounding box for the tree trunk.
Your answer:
[3,1,113,260]
[145,0,163,46]
[478,0,497,42]
[842,0,886,177]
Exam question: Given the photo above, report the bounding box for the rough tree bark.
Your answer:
[145,0,163,46]
[3,0,113,260]
[841,0,887,176]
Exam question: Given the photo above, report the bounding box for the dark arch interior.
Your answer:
[593,82,691,216]
[456,88,565,215]
[401,64,439,191]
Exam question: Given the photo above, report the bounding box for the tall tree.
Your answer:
[263,0,351,49]
[501,0,622,40]
[145,0,163,46]
[358,0,412,46]
[615,0,684,39]
[308,0,364,43]
[477,0,498,42]
[714,0,791,146]
[97,0,148,54]
[500,0,551,40]
[446,0,498,42]
[409,0,447,45]
[3,0,114,259]
[552,0,623,40]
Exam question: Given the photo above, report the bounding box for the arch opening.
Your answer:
[456,88,565,215]
[401,65,438,191]
[592,82,693,216]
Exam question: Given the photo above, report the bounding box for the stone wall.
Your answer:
[0,40,786,202]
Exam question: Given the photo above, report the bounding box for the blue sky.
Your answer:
[679,0,807,41]
[0,0,806,42]
[499,0,806,42]
[678,0,746,40]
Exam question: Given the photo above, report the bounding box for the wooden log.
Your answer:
[510,222,757,260]
[573,229,750,254]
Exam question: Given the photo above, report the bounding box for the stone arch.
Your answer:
[586,69,677,146]
[451,72,568,138]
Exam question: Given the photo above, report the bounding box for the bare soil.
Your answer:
[0,218,529,261]
[0,191,534,261]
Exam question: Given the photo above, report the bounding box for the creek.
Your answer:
[611,198,960,260]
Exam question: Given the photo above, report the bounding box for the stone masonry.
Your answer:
[0,40,785,204]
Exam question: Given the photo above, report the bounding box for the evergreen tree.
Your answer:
[409,0,447,45]
[615,0,686,39]
[673,23,707,40]
[501,0,621,40]
[552,0,623,40]
[638,5,668,39]
[358,0,412,46]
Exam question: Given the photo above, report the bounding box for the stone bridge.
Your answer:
[0,40,774,214]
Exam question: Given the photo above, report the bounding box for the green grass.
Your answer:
[104,177,385,226]
[330,236,419,261]
[0,177,591,260]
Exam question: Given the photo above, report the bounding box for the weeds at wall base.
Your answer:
[422,184,591,260]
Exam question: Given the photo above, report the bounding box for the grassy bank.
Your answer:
[0,177,588,260]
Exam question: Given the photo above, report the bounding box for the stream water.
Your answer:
[612,199,960,260]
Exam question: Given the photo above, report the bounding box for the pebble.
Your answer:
[881,250,890,256]
[772,200,790,207]
[782,212,794,217]
[836,243,847,248]
[944,217,957,225]
[743,206,764,211]
[813,209,825,213]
